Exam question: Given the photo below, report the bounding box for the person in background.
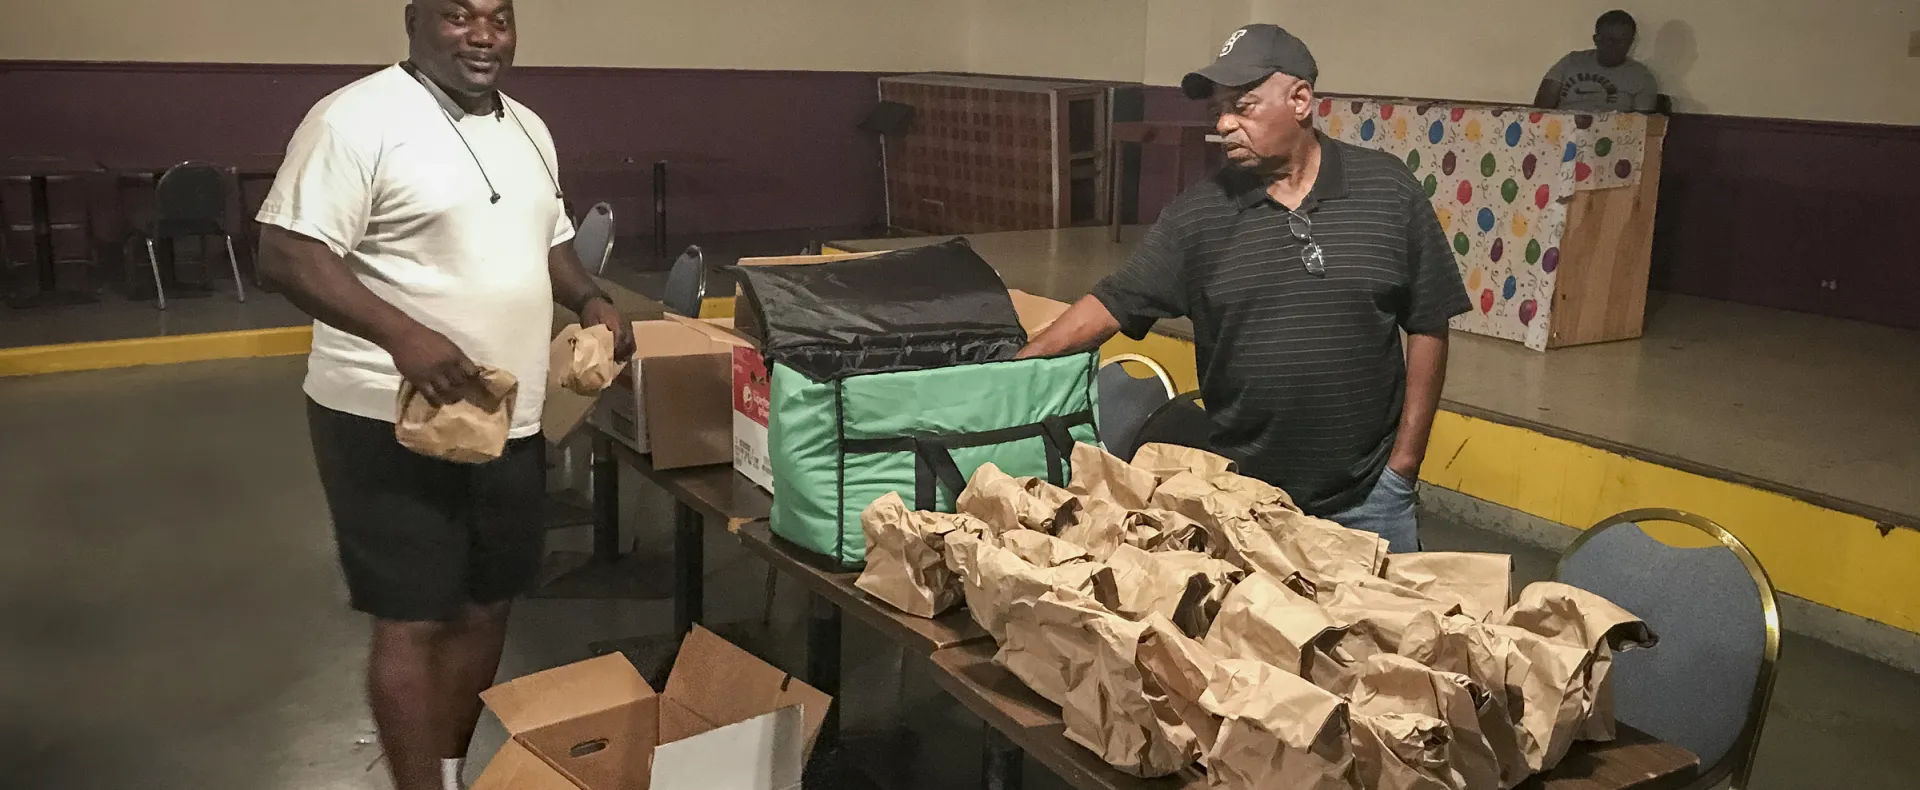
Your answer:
[1534,9,1659,112]
[1020,25,1471,553]
[254,2,632,789]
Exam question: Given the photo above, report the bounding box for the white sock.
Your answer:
[441,758,466,790]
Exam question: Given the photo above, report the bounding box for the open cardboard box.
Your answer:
[473,626,831,790]
[542,317,750,470]
[725,246,1075,492]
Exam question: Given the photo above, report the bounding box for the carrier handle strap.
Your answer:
[913,440,970,511]
[1039,415,1077,487]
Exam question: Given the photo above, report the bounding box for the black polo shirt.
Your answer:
[1093,132,1471,515]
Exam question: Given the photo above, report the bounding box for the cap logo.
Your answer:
[1219,28,1249,56]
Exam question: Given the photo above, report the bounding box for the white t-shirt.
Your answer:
[258,65,573,439]
[1545,50,1658,112]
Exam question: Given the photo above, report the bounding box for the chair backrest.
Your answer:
[1556,509,1780,789]
[573,202,615,275]
[153,162,231,237]
[662,244,706,317]
[1096,354,1175,456]
[1120,391,1212,461]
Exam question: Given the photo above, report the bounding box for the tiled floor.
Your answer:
[1,357,1916,789]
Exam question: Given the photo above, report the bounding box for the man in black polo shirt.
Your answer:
[1021,25,1471,552]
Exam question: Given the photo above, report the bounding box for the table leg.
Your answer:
[806,594,843,751]
[591,433,620,562]
[652,160,668,261]
[1109,143,1124,243]
[673,501,703,638]
[29,175,56,293]
[982,729,1024,790]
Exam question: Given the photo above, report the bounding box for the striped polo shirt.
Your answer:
[1093,131,1471,514]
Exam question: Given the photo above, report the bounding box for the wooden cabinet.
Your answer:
[879,74,1111,235]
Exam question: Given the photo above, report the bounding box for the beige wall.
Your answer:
[10,0,1915,125]
[1245,0,1920,125]
[0,0,966,73]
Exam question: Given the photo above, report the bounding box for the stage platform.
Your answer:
[828,227,1920,654]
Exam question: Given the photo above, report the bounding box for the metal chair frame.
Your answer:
[143,161,247,310]
[1557,508,1782,790]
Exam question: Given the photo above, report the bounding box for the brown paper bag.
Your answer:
[1350,653,1503,790]
[395,366,518,464]
[1151,473,1312,589]
[853,492,976,618]
[1350,711,1454,790]
[999,591,1199,777]
[1000,528,1096,568]
[1382,553,1514,621]
[1133,442,1238,480]
[1133,509,1213,554]
[1202,574,1377,694]
[1398,613,1532,788]
[1499,582,1658,746]
[957,462,1075,536]
[1256,507,1389,586]
[1105,545,1244,635]
[1137,615,1226,754]
[1053,496,1137,561]
[1321,576,1463,654]
[1205,470,1300,514]
[555,323,627,395]
[945,530,1113,642]
[1200,657,1356,790]
[1068,442,1159,508]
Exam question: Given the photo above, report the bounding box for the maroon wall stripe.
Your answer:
[0,60,887,237]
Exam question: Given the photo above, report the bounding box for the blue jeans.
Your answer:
[1325,467,1421,553]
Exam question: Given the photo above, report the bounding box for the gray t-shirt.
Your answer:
[1545,50,1658,111]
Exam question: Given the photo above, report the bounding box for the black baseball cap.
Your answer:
[1182,24,1318,99]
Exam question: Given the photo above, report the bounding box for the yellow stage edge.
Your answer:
[0,327,313,377]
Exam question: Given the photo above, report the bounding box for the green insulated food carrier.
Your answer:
[733,239,1099,568]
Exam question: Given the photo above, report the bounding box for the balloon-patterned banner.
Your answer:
[1317,99,1648,349]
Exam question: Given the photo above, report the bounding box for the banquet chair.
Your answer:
[1556,508,1782,790]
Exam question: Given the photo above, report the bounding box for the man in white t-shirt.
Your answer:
[255,2,631,788]
[1533,9,1659,112]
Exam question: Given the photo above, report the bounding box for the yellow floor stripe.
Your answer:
[0,327,312,377]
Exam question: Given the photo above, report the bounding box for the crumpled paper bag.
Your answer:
[1133,509,1212,554]
[1398,612,1532,788]
[396,365,518,464]
[1321,576,1464,655]
[957,463,1076,536]
[1000,528,1096,568]
[1137,615,1225,754]
[854,492,980,617]
[999,591,1198,777]
[1133,443,1238,480]
[1053,496,1139,561]
[1498,582,1658,753]
[1104,545,1244,637]
[1255,507,1389,587]
[944,530,1113,642]
[1200,657,1356,790]
[1202,574,1378,695]
[1382,553,1514,621]
[553,323,626,395]
[1205,470,1300,515]
[1350,653,1503,790]
[1068,442,1159,508]
[1350,710,1454,790]
[1151,472,1312,589]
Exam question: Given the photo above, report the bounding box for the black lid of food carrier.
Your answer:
[730,238,1029,382]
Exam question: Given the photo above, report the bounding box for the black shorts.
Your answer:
[307,399,546,622]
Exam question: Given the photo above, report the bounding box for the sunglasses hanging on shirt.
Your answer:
[400,61,563,205]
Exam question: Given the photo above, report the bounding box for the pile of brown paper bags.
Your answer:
[855,443,1659,789]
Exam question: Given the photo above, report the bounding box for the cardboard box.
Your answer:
[473,625,831,790]
[542,318,750,470]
